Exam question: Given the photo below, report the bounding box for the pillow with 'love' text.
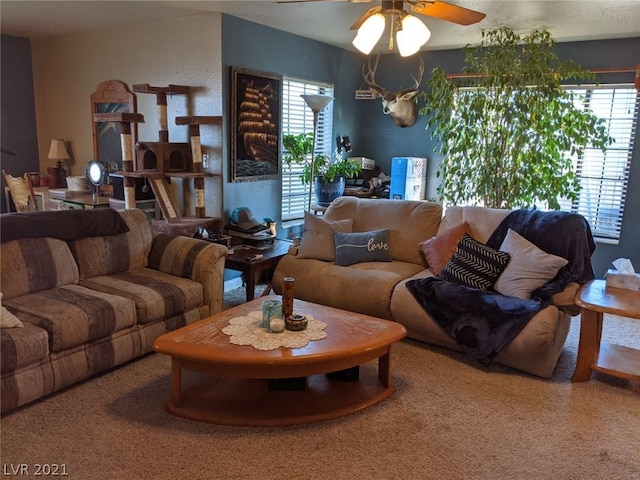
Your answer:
[334,229,392,266]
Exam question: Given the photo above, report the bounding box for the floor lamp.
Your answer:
[301,94,334,212]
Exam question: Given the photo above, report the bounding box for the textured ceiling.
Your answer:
[1,0,639,52]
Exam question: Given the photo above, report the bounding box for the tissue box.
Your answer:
[605,269,640,291]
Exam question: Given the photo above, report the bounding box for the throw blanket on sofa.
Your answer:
[0,209,130,244]
[486,208,596,302]
[406,277,545,365]
[407,209,595,366]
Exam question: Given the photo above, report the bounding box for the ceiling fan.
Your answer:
[278,0,486,27]
[278,1,486,56]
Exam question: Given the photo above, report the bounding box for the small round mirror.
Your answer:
[86,161,106,186]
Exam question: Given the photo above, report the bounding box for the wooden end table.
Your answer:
[153,296,407,426]
[572,279,640,382]
[224,239,291,302]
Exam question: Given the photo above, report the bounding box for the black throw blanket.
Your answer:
[486,208,596,302]
[407,209,596,366]
[0,209,130,244]
[406,277,546,366]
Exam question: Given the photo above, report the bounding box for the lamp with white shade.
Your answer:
[352,13,386,55]
[396,14,431,57]
[301,94,334,212]
[47,139,71,188]
[47,139,70,166]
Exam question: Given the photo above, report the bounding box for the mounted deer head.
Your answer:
[363,55,424,128]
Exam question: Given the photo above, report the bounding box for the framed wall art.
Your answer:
[230,67,282,182]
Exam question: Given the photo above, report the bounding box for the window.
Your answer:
[281,77,334,221]
[560,86,639,243]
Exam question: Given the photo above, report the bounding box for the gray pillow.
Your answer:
[494,228,569,299]
[439,234,510,290]
[334,229,392,266]
[297,212,353,262]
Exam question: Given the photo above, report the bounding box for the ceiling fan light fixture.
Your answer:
[402,14,431,45]
[397,14,431,57]
[352,13,386,54]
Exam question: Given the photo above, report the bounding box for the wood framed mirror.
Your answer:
[90,80,138,166]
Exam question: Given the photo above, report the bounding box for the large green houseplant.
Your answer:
[282,132,361,184]
[419,27,612,209]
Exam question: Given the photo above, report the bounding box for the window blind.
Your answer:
[560,86,639,242]
[281,78,334,221]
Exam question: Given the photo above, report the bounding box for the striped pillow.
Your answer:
[439,234,510,290]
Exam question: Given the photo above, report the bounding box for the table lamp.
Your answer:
[47,139,70,188]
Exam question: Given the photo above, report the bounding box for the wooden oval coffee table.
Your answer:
[153,296,407,426]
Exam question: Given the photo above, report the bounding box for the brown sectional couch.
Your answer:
[1,208,227,413]
[273,197,585,378]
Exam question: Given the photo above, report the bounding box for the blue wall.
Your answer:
[1,35,39,213]
[354,48,466,200]
[221,15,362,232]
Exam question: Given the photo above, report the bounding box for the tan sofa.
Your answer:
[1,208,227,413]
[273,197,583,378]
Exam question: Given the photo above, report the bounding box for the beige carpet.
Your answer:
[1,311,638,480]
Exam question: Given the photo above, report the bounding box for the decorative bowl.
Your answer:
[285,314,308,331]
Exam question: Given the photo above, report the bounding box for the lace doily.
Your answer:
[221,310,327,350]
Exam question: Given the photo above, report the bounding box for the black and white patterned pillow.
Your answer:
[439,234,510,290]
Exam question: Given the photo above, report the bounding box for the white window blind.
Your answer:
[559,86,639,242]
[281,77,334,221]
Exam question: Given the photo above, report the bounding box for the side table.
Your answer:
[224,239,292,302]
[572,279,640,382]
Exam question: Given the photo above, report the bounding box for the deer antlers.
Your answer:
[362,55,425,97]
[407,55,425,93]
[362,55,425,128]
[362,55,385,96]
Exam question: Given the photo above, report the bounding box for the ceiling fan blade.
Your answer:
[277,0,372,3]
[412,0,486,26]
[350,6,383,30]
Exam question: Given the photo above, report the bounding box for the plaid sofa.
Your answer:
[1,208,227,413]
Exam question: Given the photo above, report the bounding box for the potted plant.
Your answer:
[283,132,361,206]
[418,27,612,209]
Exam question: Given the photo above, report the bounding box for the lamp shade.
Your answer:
[47,139,70,160]
[352,13,386,55]
[397,15,431,57]
[301,94,334,112]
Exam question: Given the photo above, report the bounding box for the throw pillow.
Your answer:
[494,228,569,299]
[419,221,472,274]
[0,293,23,329]
[334,229,392,266]
[439,234,510,290]
[297,212,354,262]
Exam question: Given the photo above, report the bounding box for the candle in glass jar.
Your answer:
[262,299,282,329]
[270,317,285,333]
